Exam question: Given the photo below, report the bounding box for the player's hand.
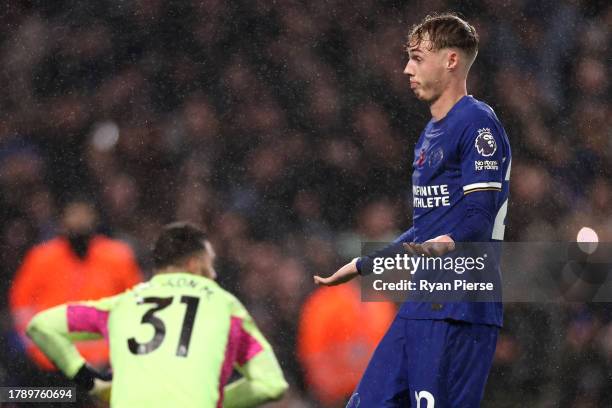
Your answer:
[403,234,455,257]
[314,258,359,286]
[73,363,112,391]
[90,377,112,403]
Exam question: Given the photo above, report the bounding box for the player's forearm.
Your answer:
[223,376,288,408]
[224,350,288,407]
[355,226,415,274]
[26,305,86,378]
[393,226,415,244]
[449,191,495,242]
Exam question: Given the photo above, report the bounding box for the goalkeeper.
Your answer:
[26,222,288,407]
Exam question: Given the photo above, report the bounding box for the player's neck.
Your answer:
[155,266,195,276]
[429,82,467,122]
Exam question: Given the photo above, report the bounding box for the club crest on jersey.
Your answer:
[475,128,497,157]
[428,147,444,167]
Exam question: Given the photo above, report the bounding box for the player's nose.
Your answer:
[403,62,413,76]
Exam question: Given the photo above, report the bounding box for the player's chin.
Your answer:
[416,90,437,103]
[412,90,428,101]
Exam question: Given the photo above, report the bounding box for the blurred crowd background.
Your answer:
[0,0,610,407]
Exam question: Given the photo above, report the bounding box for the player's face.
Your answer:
[404,40,449,103]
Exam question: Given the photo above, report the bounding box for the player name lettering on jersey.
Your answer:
[413,184,451,208]
[474,160,498,171]
[160,277,216,296]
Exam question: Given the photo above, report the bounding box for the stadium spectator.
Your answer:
[298,282,395,406]
[9,198,142,370]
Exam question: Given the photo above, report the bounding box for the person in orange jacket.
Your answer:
[9,197,143,371]
[297,281,395,407]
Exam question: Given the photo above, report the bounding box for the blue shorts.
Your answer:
[348,317,498,407]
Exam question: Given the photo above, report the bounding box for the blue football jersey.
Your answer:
[398,95,511,327]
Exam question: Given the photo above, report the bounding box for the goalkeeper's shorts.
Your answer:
[347,316,498,408]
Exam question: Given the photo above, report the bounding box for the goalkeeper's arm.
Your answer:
[223,300,288,407]
[26,301,115,401]
[223,349,288,408]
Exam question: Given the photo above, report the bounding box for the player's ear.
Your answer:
[185,255,200,275]
[446,50,459,71]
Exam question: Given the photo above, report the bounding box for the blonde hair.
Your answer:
[407,12,479,63]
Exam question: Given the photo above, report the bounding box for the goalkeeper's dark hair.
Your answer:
[407,12,479,62]
[153,222,208,269]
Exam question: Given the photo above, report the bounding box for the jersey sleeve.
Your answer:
[25,295,122,378]
[450,116,507,242]
[448,191,496,242]
[459,119,505,195]
[356,226,415,274]
[222,299,288,407]
[392,227,415,244]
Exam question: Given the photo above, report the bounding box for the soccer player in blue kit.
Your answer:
[314,13,511,407]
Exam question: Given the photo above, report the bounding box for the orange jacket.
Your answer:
[297,282,395,406]
[9,235,142,370]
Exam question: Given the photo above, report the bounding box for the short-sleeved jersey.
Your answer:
[398,95,511,326]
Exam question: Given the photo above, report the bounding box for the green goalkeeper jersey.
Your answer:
[26,272,288,407]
